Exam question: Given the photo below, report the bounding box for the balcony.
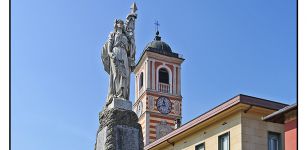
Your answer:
[158,82,170,93]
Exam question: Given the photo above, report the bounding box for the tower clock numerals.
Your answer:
[156,96,172,114]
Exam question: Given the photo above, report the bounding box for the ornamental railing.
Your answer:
[158,82,170,93]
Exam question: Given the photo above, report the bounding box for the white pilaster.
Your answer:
[178,66,181,95]
[144,61,147,90]
[146,59,150,90]
[152,60,155,90]
[173,65,177,95]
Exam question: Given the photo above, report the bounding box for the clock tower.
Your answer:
[133,31,184,145]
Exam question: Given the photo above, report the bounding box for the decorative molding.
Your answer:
[173,66,177,95]
[148,96,155,111]
[152,60,155,90]
[144,60,148,90]
[135,51,184,72]
[178,66,181,95]
[174,101,180,115]
[146,59,151,90]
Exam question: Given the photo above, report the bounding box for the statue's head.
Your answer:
[114,19,124,32]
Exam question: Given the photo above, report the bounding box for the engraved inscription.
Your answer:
[115,125,139,150]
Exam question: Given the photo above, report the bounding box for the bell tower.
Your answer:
[133,31,184,145]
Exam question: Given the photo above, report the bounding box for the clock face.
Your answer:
[157,96,172,114]
[136,101,143,118]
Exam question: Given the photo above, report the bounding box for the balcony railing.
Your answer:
[158,82,170,93]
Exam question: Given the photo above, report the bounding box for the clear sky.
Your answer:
[12,0,296,149]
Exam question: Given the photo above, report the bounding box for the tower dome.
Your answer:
[142,31,181,58]
[145,31,172,53]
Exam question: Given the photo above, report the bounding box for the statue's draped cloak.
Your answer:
[102,30,135,102]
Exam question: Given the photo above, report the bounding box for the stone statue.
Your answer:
[102,3,137,104]
[95,4,143,149]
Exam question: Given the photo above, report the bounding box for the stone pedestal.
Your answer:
[94,106,144,150]
[107,98,132,110]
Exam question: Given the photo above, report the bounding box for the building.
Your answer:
[133,31,184,145]
[144,94,288,150]
[263,103,297,150]
[133,30,294,150]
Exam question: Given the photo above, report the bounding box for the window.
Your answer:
[218,132,230,150]
[139,72,143,90]
[158,68,169,84]
[268,132,281,150]
[195,143,205,150]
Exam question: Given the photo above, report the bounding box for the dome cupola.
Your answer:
[142,31,181,59]
[145,31,172,53]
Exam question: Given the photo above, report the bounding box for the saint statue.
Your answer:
[101,3,137,105]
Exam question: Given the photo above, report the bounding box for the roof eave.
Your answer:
[134,49,184,73]
[263,103,297,122]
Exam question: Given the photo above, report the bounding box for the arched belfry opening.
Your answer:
[158,68,170,93]
[158,68,169,84]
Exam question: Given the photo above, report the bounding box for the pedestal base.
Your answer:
[107,98,132,110]
[94,108,144,150]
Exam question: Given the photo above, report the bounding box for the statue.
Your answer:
[95,4,143,150]
[102,3,137,104]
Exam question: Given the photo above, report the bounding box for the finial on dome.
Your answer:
[154,20,161,41]
[154,31,161,41]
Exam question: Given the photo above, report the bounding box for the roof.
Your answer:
[263,103,297,123]
[145,36,172,53]
[144,94,288,150]
[135,32,184,68]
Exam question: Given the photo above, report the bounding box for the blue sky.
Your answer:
[12,0,296,149]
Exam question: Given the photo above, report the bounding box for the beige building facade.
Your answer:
[144,95,287,150]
